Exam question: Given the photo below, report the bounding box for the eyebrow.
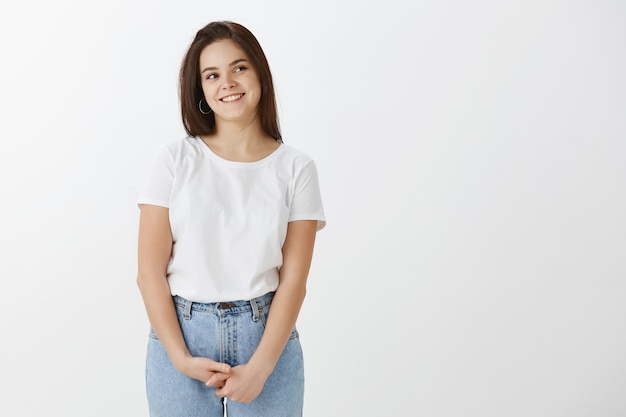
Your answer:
[201,58,249,73]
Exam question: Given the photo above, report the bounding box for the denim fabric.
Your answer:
[145,292,304,417]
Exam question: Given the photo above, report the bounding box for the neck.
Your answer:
[201,118,278,162]
[212,121,267,147]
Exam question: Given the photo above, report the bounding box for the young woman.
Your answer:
[136,21,325,416]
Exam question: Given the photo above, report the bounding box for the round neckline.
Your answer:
[195,136,284,168]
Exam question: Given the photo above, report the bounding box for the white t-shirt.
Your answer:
[137,136,326,303]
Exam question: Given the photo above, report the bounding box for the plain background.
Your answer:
[1,0,625,416]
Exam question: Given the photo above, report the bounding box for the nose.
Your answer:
[221,74,236,89]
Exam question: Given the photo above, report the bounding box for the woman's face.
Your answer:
[198,39,262,125]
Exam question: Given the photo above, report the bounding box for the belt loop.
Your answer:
[183,298,192,320]
[250,296,260,322]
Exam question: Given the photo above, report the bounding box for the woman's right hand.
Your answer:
[174,355,231,386]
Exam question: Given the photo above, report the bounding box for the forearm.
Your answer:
[247,220,318,375]
[248,279,306,374]
[137,205,189,366]
[137,273,190,368]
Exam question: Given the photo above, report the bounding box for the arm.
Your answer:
[212,220,318,402]
[137,204,230,382]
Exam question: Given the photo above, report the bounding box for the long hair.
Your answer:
[179,21,281,141]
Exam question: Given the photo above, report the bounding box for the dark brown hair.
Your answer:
[179,21,281,141]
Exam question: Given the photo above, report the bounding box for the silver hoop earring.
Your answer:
[198,98,212,115]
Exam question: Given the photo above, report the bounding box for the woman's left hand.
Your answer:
[210,362,271,403]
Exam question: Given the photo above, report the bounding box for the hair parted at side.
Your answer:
[179,21,281,142]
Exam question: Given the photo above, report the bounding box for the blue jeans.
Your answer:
[145,292,304,417]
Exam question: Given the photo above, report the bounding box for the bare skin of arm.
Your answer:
[137,204,230,383]
[208,220,318,403]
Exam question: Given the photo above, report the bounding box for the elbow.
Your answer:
[136,273,149,292]
[282,279,307,301]
[136,270,168,294]
[295,285,307,305]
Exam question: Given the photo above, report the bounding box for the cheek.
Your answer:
[201,83,217,100]
[250,79,263,102]
[250,91,262,108]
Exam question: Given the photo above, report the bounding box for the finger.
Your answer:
[202,359,231,374]
[215,386,228,398]
[213,363,231,374]
[206,372,230,387]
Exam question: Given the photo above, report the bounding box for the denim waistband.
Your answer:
[173,292,274,316]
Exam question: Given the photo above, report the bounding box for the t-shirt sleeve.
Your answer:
[289,159,326,231]
[136,145,174,208]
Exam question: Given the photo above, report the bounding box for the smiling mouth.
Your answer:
[220,93,244,102]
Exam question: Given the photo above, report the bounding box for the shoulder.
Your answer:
[159,136,202,155]
[275,143,316,167]
[150,136,203,162]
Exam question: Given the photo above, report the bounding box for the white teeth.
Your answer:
[221,94,242,102]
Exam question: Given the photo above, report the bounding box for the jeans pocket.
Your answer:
[148,327,159,340]
[289,327,299,339]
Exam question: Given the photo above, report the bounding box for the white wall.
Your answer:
[1,1,624,416]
